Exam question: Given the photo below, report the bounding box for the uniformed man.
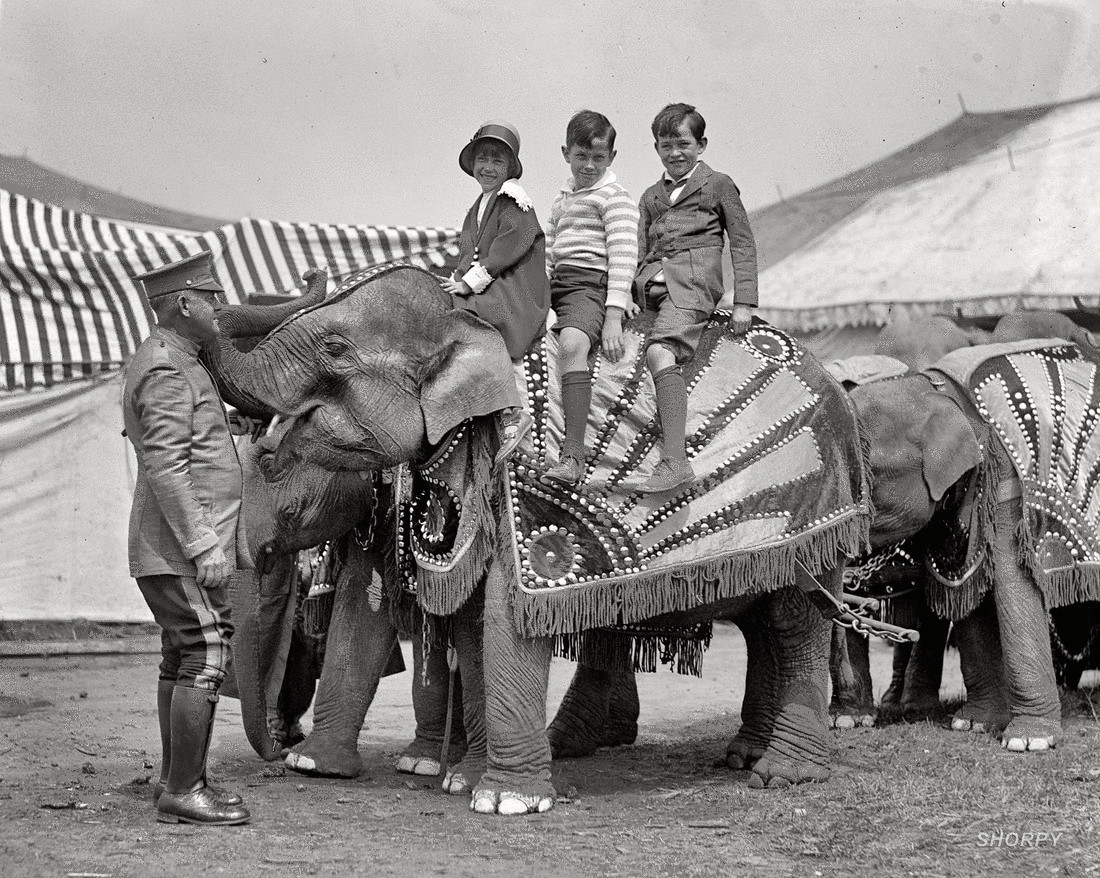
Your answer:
[125,252,251,825]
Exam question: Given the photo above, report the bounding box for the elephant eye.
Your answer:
[257,450,275,477]
[322,337,350,358]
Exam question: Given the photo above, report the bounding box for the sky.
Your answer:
[0,0,1097,228]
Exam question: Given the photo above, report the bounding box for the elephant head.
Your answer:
[991,310,1100,356]
[874,313,990,372]
[203,266,517,474]
[848,374,984,547]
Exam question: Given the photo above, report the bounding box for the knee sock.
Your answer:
[653,365,687,462]
[560,369,592,456]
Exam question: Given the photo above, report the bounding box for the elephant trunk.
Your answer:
[216,268,329,340]
[202,322,318,419]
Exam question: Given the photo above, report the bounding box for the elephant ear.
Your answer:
[920,396,983,502]
[419,309,519,446]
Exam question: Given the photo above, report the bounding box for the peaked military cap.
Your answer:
[133,251,225,301]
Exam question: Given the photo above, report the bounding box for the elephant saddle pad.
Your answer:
[480,315,870,636]
[930,340,1100,608]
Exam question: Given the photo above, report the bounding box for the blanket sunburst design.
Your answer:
[501,315,870,636]
[930,340,1100,609]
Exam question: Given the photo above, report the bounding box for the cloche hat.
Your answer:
[459,120,523,180]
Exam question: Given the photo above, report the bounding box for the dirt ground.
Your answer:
[2,624,1099,878]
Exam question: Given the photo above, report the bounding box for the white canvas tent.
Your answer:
[752,94,1100,359]
[0,159,459,621]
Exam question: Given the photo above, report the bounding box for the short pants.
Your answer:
[550,264,607,350]
[642,280,712,366]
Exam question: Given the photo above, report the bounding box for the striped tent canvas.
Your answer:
[0,187,460,390]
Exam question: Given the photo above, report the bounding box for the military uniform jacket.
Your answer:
[123,327,251,578]
[453,186,551,361]
[635,161,758,311]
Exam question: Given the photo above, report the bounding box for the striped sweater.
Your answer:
[545,170,640,312]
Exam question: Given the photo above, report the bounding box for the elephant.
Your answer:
[210,281,469,778]
[832,309,1100,727]
[831,331,1100,751]
[200,263,873,815]
[873,312,990,371]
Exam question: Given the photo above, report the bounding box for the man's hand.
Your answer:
[228,413,265,441]
[717,297,754,335]
[195,544,231,590]
[601,307,627,362]
[442,278,473,297]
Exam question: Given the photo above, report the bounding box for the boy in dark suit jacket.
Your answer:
[634,103,759,493]
[443,120,548,459]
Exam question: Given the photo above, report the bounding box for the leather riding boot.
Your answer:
[156,686,250,825]
[151,681,243,808]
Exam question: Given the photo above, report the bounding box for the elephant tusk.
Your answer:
[265,413,283,437]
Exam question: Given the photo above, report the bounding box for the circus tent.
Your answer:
[0,157,459,621]
[753,94,1100,358]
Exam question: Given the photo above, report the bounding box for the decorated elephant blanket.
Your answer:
[930,339,1100,609]
[394,314,870,653]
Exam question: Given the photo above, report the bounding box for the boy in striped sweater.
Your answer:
[542,110,640,485]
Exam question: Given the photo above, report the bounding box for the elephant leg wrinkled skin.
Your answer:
[472,560,556,815]
[284,558,400,778]
[829,627,875,728]
[990,494,1061,751]
[440,593,489,798]
[878,640,911,710]
[727,620,780,766]
[897,612,949,715]
[951,597,1010,734]
[738,570,836,789]
[395,625,467,778]
[548,635,640,758]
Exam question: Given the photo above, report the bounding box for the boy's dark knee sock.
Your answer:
[561,369,592,454]
[652,365,687,462]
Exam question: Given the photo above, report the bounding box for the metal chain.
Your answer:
[833,611,914,644]
[1049,615,1100,664]
[843,542,909,591]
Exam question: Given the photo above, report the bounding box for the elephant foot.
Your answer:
[284,737,363,778]
[950,700,1008,736]
[601,717,639,748]
[548,716,638,759]
[470,770,556,816]
[724,736,766,771]
[547,720,602,759]
[1001,716,1059,752]
[747,750,831,789]
[395,755,442,776]
[441,757,484,796]
[829,711,875,729]
[745,703,830,788]
[395,736,467,777]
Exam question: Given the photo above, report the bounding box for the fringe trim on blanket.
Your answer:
[514,511,868,637]
[1014,515,1100,611]
[553,624,713,677]
[924,445,999,621]
[410,421,501,618]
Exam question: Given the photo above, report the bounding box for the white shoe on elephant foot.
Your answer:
[471,789,554,815]
[395,755,441,776]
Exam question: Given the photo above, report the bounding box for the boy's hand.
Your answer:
[717,297,754,335]
[601,308,626,362]
[442,278,473,297]
[621,301,640,320]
